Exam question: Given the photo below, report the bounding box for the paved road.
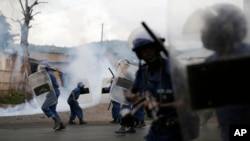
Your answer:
[0,121,223,141]
[0,122,149,141]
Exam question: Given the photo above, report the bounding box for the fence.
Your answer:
[0,70,23,96]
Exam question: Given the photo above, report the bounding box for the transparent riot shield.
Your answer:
[168,1,250,141]
[28,70,57,109]
[109,63,138,105]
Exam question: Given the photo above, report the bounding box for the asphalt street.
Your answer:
[0,121,149,141]
[0,121,222,141]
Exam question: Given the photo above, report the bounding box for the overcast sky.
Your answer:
[0,0,245,48]
[0,0,168,47]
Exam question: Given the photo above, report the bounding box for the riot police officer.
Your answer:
[125,28,183,141]
[67,82,87,125]
[114,58,139,134]
[40,61,66,131]
[201,3,250,141]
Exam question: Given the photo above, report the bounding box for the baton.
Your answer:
[107,67,115,110]
[108,67,115,78]
[141,21,169,57]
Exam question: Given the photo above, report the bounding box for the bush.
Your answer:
[0,89,26,104]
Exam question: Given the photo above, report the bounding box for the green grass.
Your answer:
[0,89,26,104]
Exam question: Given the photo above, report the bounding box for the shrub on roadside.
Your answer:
[0,89,26,104]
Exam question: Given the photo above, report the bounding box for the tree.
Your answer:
[17,0,46,93]
[0,12,14,50]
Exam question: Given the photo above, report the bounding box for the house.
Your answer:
[0,44,72,96]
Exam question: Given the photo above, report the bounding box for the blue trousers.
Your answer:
[111,100,121,121]
[68,101,83,120]
[42,102,61,121]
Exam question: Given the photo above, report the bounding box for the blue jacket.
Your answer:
[47,70,60,97]
[132,58,176,117]
[68,87,81,104]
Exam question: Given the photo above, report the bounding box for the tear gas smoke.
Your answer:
[0,41,135,117]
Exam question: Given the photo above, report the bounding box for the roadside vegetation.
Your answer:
[0,89,27,104]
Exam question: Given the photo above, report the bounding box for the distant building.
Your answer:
[0,44,72,96]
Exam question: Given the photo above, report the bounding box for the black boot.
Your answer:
[68,120,76,124]
[52,117,61,130]
[59,121,66,129]
[79,118,87,124]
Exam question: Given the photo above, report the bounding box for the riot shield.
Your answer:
[69,79,92,104]
[28,70,57,109]
[101,77,113,103]
[77,79,92,104]
[109,63,138,105]
[168,1,250,141]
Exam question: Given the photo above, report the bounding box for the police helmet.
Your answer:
[41,61,50,68]
[118,58,130,65]
[37,61,50,71]
[201,3,247,51]
[77,82,84,88]
[128,27,165,57]
[116,58,130,70]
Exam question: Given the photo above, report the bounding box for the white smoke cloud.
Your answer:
[0,42,124,116]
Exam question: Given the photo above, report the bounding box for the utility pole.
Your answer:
[100,23,104,43]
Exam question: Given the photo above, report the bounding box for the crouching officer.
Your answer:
[67,82,87,124]
[125,28,183,141]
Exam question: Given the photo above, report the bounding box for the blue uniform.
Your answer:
[67,87,84,120]
[105,84,121,122]
[42,69,61,121]
[132,58,182,141]
[111,100,121,122]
